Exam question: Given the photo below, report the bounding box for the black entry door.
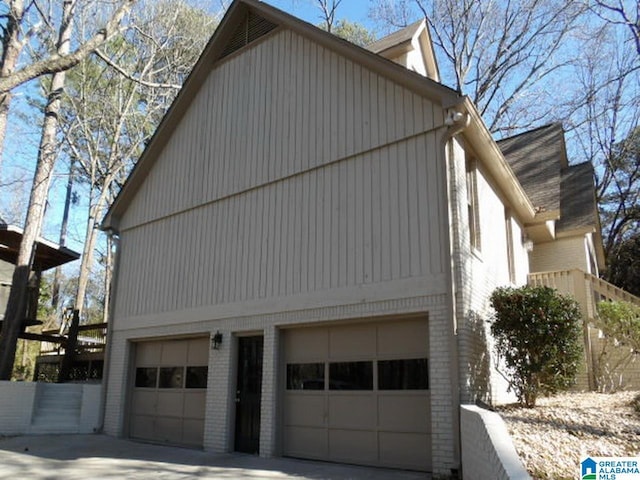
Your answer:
[235,335,263,454]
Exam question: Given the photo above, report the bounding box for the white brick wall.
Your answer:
[449,137,526,407]
[530,236,588,273]
[460,405,530,480]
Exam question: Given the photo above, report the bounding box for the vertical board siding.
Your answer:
[114,133,444,319]
[120,29,439,231]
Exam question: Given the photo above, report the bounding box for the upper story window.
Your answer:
[466,157,481,251]
[505,208,516,283]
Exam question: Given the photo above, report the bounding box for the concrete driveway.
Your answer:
[0,434,431,479]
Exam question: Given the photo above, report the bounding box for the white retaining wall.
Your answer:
[0,381,102,435]
[0,381,37,435]
[460,405,530,480]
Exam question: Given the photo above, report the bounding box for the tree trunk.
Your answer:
[0,0,26,173]
[0,0,76,380]
[74,207,101,317]
[52,158,75,310]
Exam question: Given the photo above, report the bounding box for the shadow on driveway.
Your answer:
[0,434,431,479]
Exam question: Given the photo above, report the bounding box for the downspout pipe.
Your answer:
[439,102,470,477]
[97,228,121,433]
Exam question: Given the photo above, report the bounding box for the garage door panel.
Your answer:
[379,432,431,471]
[284,395,325,427]
[284,426,328,458]
[328,429,377,463]
[283,319,431,471]
[137,342,161,365]
[156,391,184,416]
[183,392,206,419]
[130,337,208,448]
[161,340,188,365]
[155,416,182,443]
[378,394,430,433]
[187,338,209,364]
[377,319,429,357]
[131,391,156,415]
[130,415,154,440]
[328,395,376,429]
[183,418,205,446]
[285,328,328,361]
[329,324,376,358]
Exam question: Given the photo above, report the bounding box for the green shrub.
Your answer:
[490,286,583,407]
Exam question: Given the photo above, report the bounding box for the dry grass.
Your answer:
[498,391,640,480]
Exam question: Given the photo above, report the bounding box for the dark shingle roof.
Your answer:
[497,123,566,214]
[366,19,423,54]
[557,162,597,233]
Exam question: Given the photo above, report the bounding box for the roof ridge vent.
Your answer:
[218,11,277,60]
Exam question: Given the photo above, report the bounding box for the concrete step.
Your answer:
[30,384,83,434]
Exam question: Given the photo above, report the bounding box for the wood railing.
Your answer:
[39,322,108,355]
[528,269,640,391]
[528,269,640,320]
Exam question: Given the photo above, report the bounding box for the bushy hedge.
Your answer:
[490,286,583,407]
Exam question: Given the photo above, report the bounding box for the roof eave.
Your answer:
[102,0,461,232]
[459,97,536,222]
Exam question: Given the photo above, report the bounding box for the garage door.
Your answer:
[129,337,209,447]
[283,317,431,471]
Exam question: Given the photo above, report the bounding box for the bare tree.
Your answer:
[0,0,137,380]
[315,0,343,32]
[563,23,639,258]
[587,0,640,56]
[61,0,216,320]
[370,0,586,135]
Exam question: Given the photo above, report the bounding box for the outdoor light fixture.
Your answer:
[212,331,223,350]
[523,239,534,252]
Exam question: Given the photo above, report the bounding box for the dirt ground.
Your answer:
[498,391,640,480]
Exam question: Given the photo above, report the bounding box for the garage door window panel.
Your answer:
[159,367,184,388]
[329,361,373,390]
[378,358,429,390]
[287,363,324,390]
[135,367,158,388]
[185,366,208,388]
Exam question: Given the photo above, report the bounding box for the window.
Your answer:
[505,208,515,283]
[466,157,481,251]
[185,366,208,389]
[135,367,157,388]
[159,367,184,388]
[378,358,429,390]
[286,363,325,390]
[329,361,373,390]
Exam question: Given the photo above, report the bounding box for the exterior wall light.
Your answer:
[523,239,534,252]
[212,331,223,350]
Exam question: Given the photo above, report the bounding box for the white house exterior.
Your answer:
[99,0,605,476]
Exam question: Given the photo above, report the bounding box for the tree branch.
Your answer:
[0,0,136,94]
[93,48,182,90]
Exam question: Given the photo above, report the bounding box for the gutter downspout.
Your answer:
[440,104,470,478]
[97,229,121,433]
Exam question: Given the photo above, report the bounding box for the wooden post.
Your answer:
[58,309,80,383]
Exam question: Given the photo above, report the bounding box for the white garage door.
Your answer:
[129,337,209,447]
[283,317,431,471]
